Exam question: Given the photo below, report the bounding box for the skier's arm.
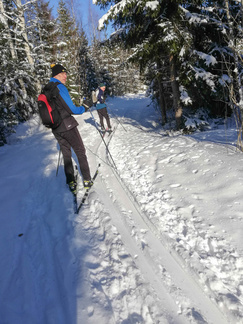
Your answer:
[58,83,85,114]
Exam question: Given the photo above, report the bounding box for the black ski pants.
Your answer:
[54,127,91,184]
[97,107,111,129]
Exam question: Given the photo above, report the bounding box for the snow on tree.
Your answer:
[0,0,38,144]
[94,0,243,131]
[56,0,85,104]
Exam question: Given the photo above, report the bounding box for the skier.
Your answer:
[95,83,112,132]
[48,63,93,194]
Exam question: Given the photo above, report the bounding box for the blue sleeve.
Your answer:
[57,82,85,114]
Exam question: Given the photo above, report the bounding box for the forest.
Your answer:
[0,0,242,146]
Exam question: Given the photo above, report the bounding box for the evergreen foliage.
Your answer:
[0,0,242,145]
[0,0,38,145]
[95,0,243,130]
[79,29,95,98]
[56,0,81,104]
[89,39,144,97]
[32,0,58,85]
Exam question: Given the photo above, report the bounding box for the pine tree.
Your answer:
[179,1,242,125]
[79,30,97,97]
[56,0,82,104]
[0,0,37,144]
[94,0,243,130]
[30,0,58,85]
[94,0,185,127]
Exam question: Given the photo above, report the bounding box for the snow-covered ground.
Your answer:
[1,94,243,324]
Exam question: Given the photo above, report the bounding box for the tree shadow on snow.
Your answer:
[187,128,238,148]
[121,313,145,324]
[106,97,161,132]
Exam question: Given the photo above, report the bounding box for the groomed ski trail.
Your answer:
[79,122,228,324]
[2,95,242,324]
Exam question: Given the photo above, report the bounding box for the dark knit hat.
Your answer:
[51,64,67,77]
[99,83,106,87]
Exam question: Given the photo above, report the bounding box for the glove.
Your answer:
[82,98,93,111]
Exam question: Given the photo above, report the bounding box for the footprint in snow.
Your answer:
[170,184,181,188]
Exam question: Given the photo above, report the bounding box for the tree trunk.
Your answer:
[15,0,34,66]
[158,80,167,125]
[156,59,167,124]
[169,54,182,129]
[225,0,243,150]
[15,0,41,92]
[0,0,27,95]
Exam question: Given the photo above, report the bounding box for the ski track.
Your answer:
[91,129,228,323]
[67,115,228,323]
[68,127,176,324]
[104,103,243,323]
[0,127,76,324]
[1,96,243,323]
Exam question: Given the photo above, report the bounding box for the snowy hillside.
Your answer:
[1,94,243,324]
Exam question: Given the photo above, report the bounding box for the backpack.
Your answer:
[91,89,99,105]
[37,82,62,129]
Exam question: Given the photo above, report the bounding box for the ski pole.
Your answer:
[56,148,62,176]
[106,103,127,132]
[85,145,115,168]
[88,108,117,169]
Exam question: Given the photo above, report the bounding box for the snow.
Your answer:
[1,94,243,323]
[145,1,159,11]
[179,85,192,105]
[193,51,217,66]
[193,67,216,91]
[219,74,231,86]
[181,7,209,25]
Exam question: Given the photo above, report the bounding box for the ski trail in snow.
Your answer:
[68,120,227,323]
[2,95,243,323]
[130,133,243,322]
[104,97,243,323]
[93,131,228,324]
[0,129,76,324]
[17,174,72,323]
[69,125,175,323]
[74,194,174,324]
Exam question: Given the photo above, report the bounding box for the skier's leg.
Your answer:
[54,132,75,184]
[103,108,111,128]
[66,127,91,181]
[97,109,105,128]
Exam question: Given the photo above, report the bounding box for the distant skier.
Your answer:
[48,63,93,193]
[95,83,112,132]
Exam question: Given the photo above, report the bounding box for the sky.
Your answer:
[48,0,112,41]
[1,93,243,323]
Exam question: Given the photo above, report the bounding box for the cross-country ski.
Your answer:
[76,163,100,213]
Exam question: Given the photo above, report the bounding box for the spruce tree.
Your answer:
[79,30,98,97]
[94,0,243,130]
[94,0,186,127]
[56,0,82,104]
[31,0,58,85]
[0,0,37,144]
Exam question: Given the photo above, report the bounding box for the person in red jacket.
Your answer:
[49,63,92,193]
